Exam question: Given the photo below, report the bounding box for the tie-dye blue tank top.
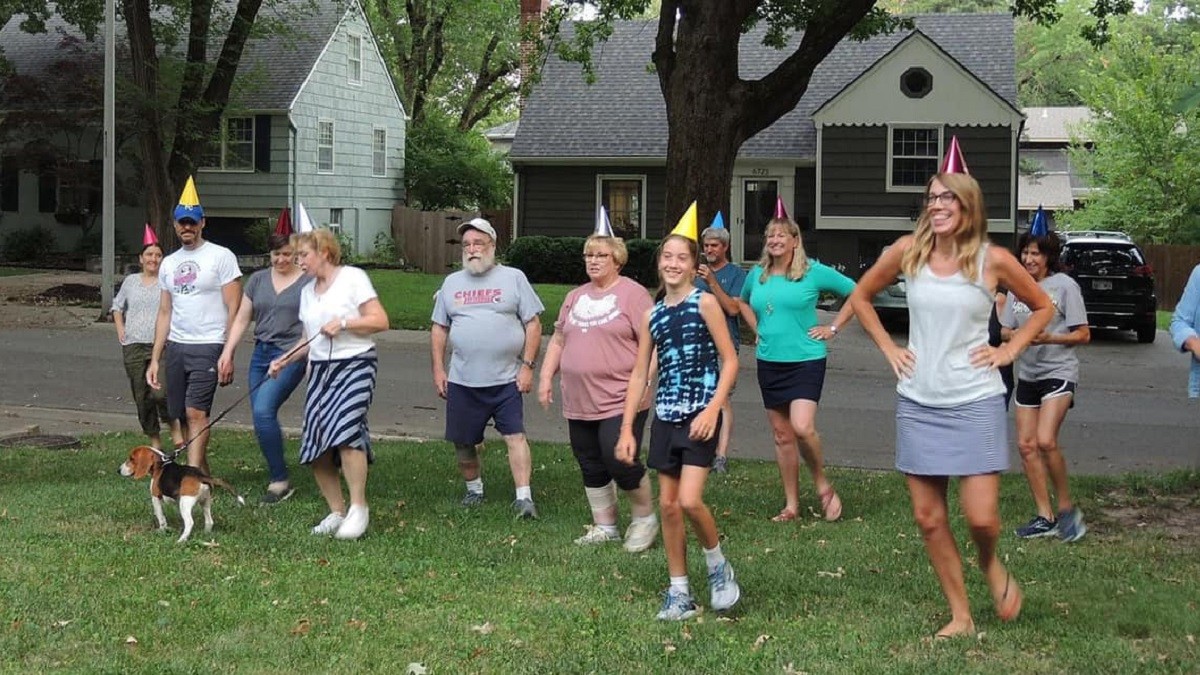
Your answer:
[649,288,718,422]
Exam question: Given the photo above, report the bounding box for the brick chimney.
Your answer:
[518,0,550,109]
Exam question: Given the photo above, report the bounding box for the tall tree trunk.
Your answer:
[122,0,173,245]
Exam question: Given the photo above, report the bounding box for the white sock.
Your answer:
[515,485,532,501]
[466,478,483,495]
[631,514,657,526]
[596,523,619,536]
[669,575,690,595]
[703,544,726,571]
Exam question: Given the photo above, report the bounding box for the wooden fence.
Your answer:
[390,206,512,273]
[1140,244,1200,312]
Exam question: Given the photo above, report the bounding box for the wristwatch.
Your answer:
[340,318,348,331]
[519,358,536,369]
[829,324,839,334]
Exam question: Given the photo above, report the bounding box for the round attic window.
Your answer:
[900,67,932,99]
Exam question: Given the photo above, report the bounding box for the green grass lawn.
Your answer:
[2,432,1197,673]
[368,269,572,333]
[1158,310,1174,331]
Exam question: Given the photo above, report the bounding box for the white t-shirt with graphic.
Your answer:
[159,241,242,344]
[299,266,380,362]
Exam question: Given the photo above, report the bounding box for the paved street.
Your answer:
[3,314,1196,475]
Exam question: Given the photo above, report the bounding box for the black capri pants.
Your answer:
[567,410,649,491]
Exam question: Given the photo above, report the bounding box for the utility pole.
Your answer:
[99,0,116,318]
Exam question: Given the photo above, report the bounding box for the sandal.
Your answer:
[818,487,842,522]
[995,572,1023,622]
[771,508,798,522]
[934,620,976,640]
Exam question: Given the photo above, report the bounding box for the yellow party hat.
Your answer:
[173,176,205,222]
[668,201,698,242]
[179,176,200,206]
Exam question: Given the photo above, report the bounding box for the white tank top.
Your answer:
[897,245,1004,407]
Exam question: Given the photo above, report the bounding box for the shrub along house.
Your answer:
[0,0,405,256]
[509,13,1024,272]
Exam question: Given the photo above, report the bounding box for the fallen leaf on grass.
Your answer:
[470,622,495,635]
[681,624,693,641]
[816,567,845,579]
[782,663,809,675]
[663,639,676,654]
[347,619,367,631]
[157,600,170,607]
[52,620,72,628]
[1187,634,1195,644]
[405,663,428,675]
[752,634,772,650]
[290,619,311,636]
[124,636,138,645]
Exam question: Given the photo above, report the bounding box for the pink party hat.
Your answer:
[142,223,158,246]
[939,136,970,175]
[773,196,789,220]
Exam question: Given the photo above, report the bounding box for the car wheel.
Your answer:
[1136,323,1157,344]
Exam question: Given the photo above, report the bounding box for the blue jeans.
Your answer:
[248,341,306,483]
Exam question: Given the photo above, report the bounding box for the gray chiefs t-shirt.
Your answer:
[1001,272,1088,382]
[432,265,545,387]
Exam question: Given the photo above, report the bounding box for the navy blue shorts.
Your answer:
[757,358,826,409]
[165,341,222,421]
[648,411,722,476]
[445,381,525,446]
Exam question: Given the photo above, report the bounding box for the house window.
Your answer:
[201,116,255,171]
[889,126,941,190]
[1,156,18,212]
[900,67,933,99]
[329,208,343,232]
[348,34,363,84]
[317,120,335,173]
[56,160,101,215]
[598,175,646,239]
[372,128,387,177]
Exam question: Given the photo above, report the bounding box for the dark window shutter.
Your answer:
[255,115,271,173]
[38,167,57,213]
[0,157,18,212]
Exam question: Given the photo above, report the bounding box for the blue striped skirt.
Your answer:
[300,350,378,466]
[895,394,1007,476]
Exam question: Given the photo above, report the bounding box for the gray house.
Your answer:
[1018,106,1095,229]
[0,0,405,255]
[510,14,1023,272]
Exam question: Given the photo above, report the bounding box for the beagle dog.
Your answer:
[118,445,245,542]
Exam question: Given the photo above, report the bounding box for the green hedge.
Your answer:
[504,235,660,288]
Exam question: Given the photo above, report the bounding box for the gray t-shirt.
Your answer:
[112,274,161,345]
[1001,272,1088,382]
[244,269,309,348]
[432,265,545,387]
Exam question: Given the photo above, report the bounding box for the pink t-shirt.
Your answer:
[555,276,654,420]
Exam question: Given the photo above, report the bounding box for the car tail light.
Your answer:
[1132,264,1153,277]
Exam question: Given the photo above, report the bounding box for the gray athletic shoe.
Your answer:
[460,491,484,507]
[711,456,729,473]
[1057,507,1087,543]
[655,589,698,621]
[512,498,539,519]
[707,561,741,612]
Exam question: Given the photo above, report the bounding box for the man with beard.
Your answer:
[148,176,242,474]
[431,218,546,518]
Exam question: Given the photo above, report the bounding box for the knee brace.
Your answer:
[584,481,618,514]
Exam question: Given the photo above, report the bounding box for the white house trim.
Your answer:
[885,123,944,193]
[594,173,648,238]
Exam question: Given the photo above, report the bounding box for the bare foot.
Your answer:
[994,572,1023,622]
[771,507,798,522]
[934,618,976,639]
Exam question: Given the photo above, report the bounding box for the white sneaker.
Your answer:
[707,561,741,612]
[311,511,345,536]
[574,524,621,546]
[335,505,369,540]
[623,518,659,553]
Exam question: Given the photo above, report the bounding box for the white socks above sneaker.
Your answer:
[669,576,690,595]
[704,544,726,572]
[515,485,532,501]
[465,478,483,495]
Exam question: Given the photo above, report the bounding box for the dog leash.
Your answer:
[164,332,322,464]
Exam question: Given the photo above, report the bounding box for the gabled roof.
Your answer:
[511,13,1016,162]
[0,0,345,112]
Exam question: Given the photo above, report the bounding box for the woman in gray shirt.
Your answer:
[113,242,182,449]
[221,233,310,503]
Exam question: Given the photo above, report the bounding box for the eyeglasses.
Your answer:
[462,240,492,251]
[925,191,958,206]
[583,252,612,260]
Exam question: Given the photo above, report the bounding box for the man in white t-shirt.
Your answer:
[148,200,242,474]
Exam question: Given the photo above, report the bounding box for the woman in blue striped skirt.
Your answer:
[850,168,1054,639]
[269,228,389,541]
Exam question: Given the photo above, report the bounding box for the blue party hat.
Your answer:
[1029,205,1048,237]
[709,211,726,230]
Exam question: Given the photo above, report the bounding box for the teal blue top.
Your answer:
[740,260,855,363]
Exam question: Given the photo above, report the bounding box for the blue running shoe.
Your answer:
[1057,507,1087,543]
[707,561,742,612]
[655,589,698,621]
[1015,515,1058,539]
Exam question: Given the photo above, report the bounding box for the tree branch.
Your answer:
[652,0,680,90]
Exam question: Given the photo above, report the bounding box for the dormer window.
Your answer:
[900,67,932,99]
